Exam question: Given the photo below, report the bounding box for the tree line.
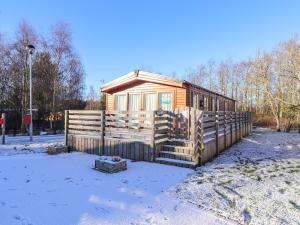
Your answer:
[186,36,300,131]
[0,21,85,133]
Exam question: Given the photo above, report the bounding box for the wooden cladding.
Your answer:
[105,81,187,111]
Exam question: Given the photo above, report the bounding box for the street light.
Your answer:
[27,44,35,141]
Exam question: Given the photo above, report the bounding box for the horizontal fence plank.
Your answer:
[105,122,153,129]
[105,116,153,121]
[69,120,101,126]
[105,110,154,115]
[105,133,152,140]
[68,124,102,131]
[69,110,103,115]
[105,127,152,133]
[69,114,102,120]
[69,129,102,136]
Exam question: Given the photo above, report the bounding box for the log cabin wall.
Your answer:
[106,81,187,111]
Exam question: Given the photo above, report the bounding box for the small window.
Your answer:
[114,94,126,111]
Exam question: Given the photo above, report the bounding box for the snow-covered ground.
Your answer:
[171,129,300,225]
[0,134,65,156]
[0,134,231,225]
[1,130,299,225]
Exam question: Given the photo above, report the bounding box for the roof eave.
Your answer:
[101,70,184,93]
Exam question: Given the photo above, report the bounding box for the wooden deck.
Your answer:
[65,108,252,168]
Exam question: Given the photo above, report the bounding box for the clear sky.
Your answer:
[1,0,300,92]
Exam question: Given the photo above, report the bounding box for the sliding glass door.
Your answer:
[128,93,141,111]
[144,93,157,111]
[114,94,126,111]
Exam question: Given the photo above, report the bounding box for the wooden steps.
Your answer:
[155,139,198,169]
[159,151,193,161]
[162,145,193,155]
[155,157,198,169]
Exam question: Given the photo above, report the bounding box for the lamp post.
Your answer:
[27,44,35,141]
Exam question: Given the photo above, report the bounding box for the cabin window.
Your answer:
[193,93,201,109]
[158,92,172,111]
[204,97,208,111]
[199,99,204,108]
[114,94,126,111]
[128,93,141,111]
[212,99,216,111]
[144,93,157,111]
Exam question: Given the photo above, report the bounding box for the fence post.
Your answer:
[197,110,204,165]
[168,110,172,139]
[230,112,233,146]
[215,111,219,155]
[250,112,252,133]
[244,112,246,136]
[151,111,156,161]
[241,112,243,137]
[224,112,227,148]
[247,112,249,135]
[190,108,195,143]
[239,112,242,139]
[100,110,105,155]
[234,112,239,143]
[1,113,5,145]
[64,110,69,146]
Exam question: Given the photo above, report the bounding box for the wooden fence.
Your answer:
[66,110,169,161]
[65,108,252,165]
[191,110,252,164]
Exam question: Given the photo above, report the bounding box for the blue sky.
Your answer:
[1,0,300,92]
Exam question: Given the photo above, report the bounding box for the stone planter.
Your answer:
[95,156,127,173]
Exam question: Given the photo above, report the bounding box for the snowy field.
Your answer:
[0,134,231,225]
[1,131,299,225]
[172,129,300,225]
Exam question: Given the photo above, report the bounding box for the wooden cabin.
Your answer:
[101,70,236,112]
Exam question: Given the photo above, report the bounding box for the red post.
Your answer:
[25,114,31,126]
[1,113,5,144]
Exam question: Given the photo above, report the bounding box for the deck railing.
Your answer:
[191,109,252,164]
[65,108,252,164]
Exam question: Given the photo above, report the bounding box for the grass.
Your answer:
[213,188,236,209]
[241,208,251,225]
[289,200,300,211]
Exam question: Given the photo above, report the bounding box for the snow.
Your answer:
[171,129,300,225]
[2,130,298,225]
[0,134,231,225]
